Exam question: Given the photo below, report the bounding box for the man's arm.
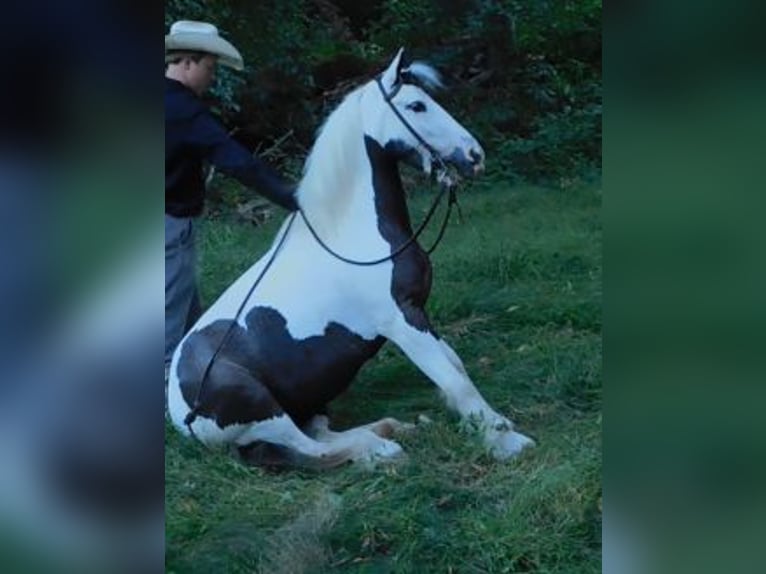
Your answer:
[189,111,298,211]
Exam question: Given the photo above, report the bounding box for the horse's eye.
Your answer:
[406,101,427,113]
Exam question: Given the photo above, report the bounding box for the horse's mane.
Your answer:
[402,61,443,92]
[296,61,441,230]
[296,86,364,226]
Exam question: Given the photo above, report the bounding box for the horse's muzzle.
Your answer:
[447,147,485,177]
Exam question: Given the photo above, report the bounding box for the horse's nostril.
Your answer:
[469,148,483,163]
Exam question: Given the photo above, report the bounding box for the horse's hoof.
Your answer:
[375,438,405,459]
[487,430,535,460]
[354,438,405,469]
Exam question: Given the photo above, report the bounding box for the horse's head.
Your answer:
[360,48,485,178]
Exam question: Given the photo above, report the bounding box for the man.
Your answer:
[165,20,298,370]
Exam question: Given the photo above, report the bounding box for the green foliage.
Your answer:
[166,0,601,186]
[509,0,601,52]
[494,88,602,183]
[366,0,459,51]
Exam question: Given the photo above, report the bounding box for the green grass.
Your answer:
[166,179,602,573]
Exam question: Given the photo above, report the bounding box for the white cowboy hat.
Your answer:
[165,20,244,71]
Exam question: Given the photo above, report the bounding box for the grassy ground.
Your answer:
[165,178,602,573]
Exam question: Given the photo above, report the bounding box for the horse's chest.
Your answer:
[390,247,433,308]
[180,308,386,425]
[243,307,385,420]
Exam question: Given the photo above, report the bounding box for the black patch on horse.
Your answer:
[179,308,385,427]
[365,135,435,334]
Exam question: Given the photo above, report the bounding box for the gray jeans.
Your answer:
[165,214,202,366]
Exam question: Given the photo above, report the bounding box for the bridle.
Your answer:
[375,75,450,176]
[182,73,461,436]
[297,74,459,265]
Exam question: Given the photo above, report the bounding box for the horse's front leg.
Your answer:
[383,313,535,459]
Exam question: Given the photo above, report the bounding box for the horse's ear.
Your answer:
[381,47,406,91]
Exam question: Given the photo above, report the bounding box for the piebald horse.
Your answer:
[167,49,534,467]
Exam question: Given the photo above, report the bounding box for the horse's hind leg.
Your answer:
[235,414,401,469]
[305,414,415,440]
[234,415,350,469]
[363,417,416,438]
[302,415,406,463]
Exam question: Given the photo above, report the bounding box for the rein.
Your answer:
[182,74,461,439]
[182,215,296,438]
[299,182,457,265]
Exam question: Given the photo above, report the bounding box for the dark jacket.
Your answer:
[165,77,297,217]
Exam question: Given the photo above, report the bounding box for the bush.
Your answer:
[494,84,602,183]
[165,0,602,190]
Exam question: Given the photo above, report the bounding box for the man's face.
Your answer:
[186,54,217,96]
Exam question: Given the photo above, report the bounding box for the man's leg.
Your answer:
[165,214,200,368]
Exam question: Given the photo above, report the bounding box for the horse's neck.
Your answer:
[297,136,413,239]
[364,136,413,238]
